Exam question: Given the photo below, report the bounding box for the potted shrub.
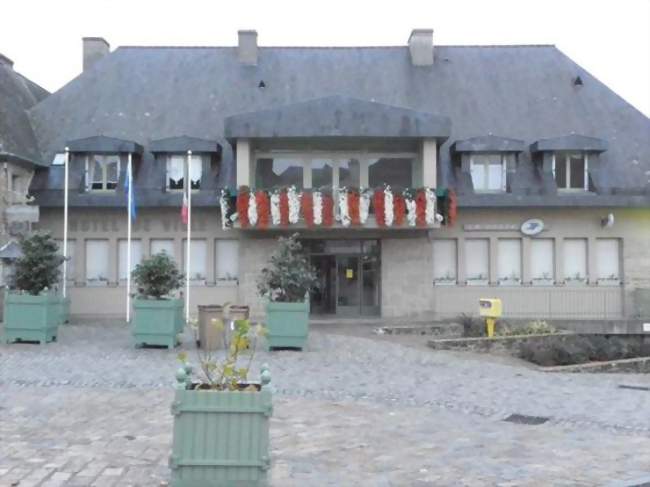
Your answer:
[597,274,621,286]
[433,273,456,286]
[564,272,588,286]
[498,272,521,286]
[171,319,270,486]
[3,233,65,344]
[257,234,317,351]
[131,252,184,348]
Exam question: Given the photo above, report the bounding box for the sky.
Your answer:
[1,0,649,116]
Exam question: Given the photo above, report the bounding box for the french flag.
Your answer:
[181,189,189,225]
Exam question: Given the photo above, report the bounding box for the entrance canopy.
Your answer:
[224,95,451,142]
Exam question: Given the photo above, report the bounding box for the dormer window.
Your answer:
[167,154,202,191]
[85,154,120,191]
[553,152,588,191]
[470,154,507,192]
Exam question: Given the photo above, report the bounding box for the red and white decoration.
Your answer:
[236,185,446,229]
[219,189,230,230]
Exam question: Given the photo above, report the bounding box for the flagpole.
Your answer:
[62,147,69,298]
[185,150,192,323]
[126,152,133,323]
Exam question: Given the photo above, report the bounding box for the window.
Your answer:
[596,239,620,282]
[182,239,207,281]
[55,239,76,281]
[85,239,109,283]
[433,240,457,284]
[215,239,239,280]
[151,239,175,260]
[167,155,202,190]
[470,154,506,192]
[338,158,361,187]
[86,154,120,191]
[311,159,334,189]
[530,239,554,283]
[497,239,522,284]
[554,153,587,190]
[563,238,588,283]
[465,239,489,283]
[368,157,413,189]
[118,239,143,280]
[255,158,303,189]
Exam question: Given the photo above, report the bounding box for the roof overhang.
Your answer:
[530,134,608,153]
[224,96,451,143]
[149,136,222,154]
[0,240,22,260]
[0,149,46,168]
[451,135,525,154]
[66,135,144,154]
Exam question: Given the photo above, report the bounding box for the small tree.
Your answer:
[132,252,184,299]
[11,232,64,295]
[257,233,317,303]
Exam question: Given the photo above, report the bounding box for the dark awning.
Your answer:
[530,134,607,153]
[66,135,144,154]
[451,135,525,154]
[149,136,221,154]
[224,95,451,142]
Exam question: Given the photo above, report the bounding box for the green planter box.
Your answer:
[265,300,309,351]
[132,297,184,349]
[3,292,60,344]
[55,296,71,325]
[170,384,272,486]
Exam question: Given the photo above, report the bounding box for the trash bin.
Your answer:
[198,305,224,351]
[197,304,251,351]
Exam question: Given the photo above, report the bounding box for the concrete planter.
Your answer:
[265,300,309,350]
[3,291,60,344]
[170,383,272,486]
[132,297,184,349]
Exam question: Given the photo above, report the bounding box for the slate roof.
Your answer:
[224,96,451,140]
[0,59,49,166]
[26,44,650,207]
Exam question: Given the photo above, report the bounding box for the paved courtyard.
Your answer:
[1,322,650,486]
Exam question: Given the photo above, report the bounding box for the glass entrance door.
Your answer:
[336,255,361,316]
[307,240,380,317]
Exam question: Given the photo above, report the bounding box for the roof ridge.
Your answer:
[117,43,555,50]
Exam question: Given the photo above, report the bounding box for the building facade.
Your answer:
[4,30,650,321]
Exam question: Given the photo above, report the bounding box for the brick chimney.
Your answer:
[238,30,258,65]
[408,29,434,66]
[82,37,110,72]
[0,53,14,69]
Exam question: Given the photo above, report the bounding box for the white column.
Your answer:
[62,147,70,298]
[422,139,437,188]
[236,139,251,187]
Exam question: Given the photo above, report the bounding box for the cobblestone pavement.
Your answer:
[1,322,650,486]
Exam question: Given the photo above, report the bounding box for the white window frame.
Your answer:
[530,238,555,285]
[497,238,522,285]
[552,152,589,191]
[464,239,490,285]
[166,154,202,191]
[182,239,208,283]
[432,239,457,285]
[469,153,507,193]
[253,151,419,189]
[85,239,110,285]
[215,239,240,283]
[595,238,621,285]
[85,154,120,191]
[118,239,143,281]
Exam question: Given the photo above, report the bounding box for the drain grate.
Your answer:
[503,413,549,425]
[619,384,650,392]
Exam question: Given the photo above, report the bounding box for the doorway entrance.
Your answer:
[307,240,380,317]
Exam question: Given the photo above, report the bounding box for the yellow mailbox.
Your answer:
[479,298,502,337]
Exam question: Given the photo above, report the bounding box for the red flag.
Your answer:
[181,190,189,224]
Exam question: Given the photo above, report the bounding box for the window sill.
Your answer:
[466,280,489,286]
[86,280,109,287]
[215,279,239,287]
[597,279,621,286]
[497,280,521,286]
[433,280,457,286]
[531,279,555,286]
